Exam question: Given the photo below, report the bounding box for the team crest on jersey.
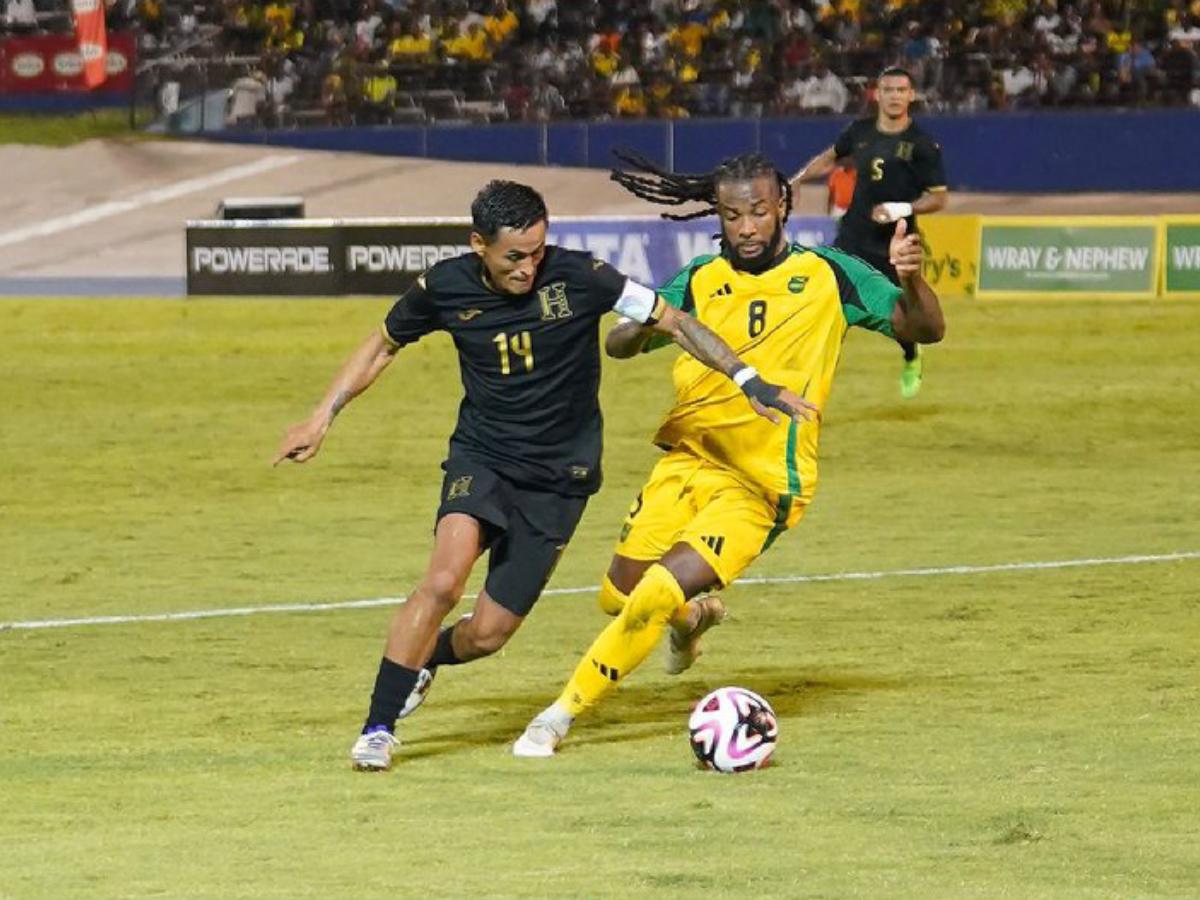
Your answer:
[447,475,473,500]
[538,282,572,320]
[788,276,808,294]
[895,141,914,161]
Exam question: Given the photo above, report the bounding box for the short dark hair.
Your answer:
[879,66,914,84]
[470,181,548,241]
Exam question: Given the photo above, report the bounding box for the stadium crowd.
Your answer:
[6,0,1200,125]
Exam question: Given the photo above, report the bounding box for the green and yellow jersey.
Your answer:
[646,244,900,504]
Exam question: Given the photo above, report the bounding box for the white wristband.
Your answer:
[732,366,759,388]
[881,202,914,222]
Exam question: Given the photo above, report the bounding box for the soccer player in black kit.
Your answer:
[273,181,814,770]
[791,67,949,398]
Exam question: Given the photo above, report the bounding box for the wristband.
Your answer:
[732,365,759,388]
[881,202,914,221]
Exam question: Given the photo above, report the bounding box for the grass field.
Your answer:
[2,296,1198,900]
[0,111,149,146]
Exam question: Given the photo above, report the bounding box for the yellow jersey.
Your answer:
[647,244,899,505]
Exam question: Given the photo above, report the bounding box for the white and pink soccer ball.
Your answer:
[687,686,779,773]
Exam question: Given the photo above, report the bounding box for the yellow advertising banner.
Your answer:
[919,215,979,298]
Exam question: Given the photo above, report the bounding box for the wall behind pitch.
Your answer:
[211,108,1200,192]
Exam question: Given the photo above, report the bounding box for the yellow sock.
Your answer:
[599,570,692,627]
[557,564,686,718]
[597,573,628,616]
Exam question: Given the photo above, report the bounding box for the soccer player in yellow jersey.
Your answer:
[513,152,945,757]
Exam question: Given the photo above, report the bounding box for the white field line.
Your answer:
[3,550,1198,633]
[0,155,301,250]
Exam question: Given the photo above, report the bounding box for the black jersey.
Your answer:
[381,245,629,496]
[833,118,947,258]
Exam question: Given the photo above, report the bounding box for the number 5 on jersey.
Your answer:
[494,330,534,375]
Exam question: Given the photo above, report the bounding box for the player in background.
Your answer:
[273,180,813,771]
[790,66,948,399]
[512,153,944,757]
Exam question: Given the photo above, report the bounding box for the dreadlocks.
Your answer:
[609,150,793,223]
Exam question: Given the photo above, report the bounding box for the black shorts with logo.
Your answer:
[436,455,588,617]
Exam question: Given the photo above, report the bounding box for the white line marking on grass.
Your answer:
[4,550,1198,633]
[0,155,301,250]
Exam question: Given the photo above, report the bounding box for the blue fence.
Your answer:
[212,108,1200,193]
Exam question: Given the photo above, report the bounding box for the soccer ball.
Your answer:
[687,686,778,773]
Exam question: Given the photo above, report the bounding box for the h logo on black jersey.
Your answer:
[708,283,733,300]
[538,282,572,320]
[700,535,725,555]
[896,141,914,161]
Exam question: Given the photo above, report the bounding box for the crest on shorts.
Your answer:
[538,282,572,321]
[447,475,473,500]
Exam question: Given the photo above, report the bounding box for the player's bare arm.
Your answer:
[604,316,653,359]
[272,328,398,466]
[651,304,819,425]
[888,219,945,344]
[871,188,950,224]
[789,145,837,187]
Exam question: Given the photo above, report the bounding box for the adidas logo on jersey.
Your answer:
[708,283,732,299]
[700,535,725,555]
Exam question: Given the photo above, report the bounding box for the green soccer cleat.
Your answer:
[900,349,924,399]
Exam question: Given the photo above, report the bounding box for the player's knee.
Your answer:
[461,617,517,656]
[624,564,685,628]
[597,574,628,617]
[420,569,466,611]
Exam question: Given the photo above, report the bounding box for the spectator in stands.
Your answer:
[483,0,517,47]
[1001,54,1038,107]
[227,68,268,126]
[1161,35,1198,103]
[322,67,351,125]
[444,21,492,63]
[614,83,648,117]
[359,60,397,123]
[523,0,556,40]
[389,18,435,64]
[3,0,37,33]
[1118,40,1162,102]
[798,59,850,113]
[527,74,566,121]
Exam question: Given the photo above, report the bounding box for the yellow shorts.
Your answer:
[614,449,807,587]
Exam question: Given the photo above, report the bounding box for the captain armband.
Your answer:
[612,279,665,326]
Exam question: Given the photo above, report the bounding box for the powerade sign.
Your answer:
[977,221,1159,298]
[185,217,835,296]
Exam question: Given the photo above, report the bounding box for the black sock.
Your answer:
[363,657,420,733]
[425,624,463,674]
[900,340,918,362]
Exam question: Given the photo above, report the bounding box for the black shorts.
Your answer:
[436,456,588,617]
[833,234,900,286]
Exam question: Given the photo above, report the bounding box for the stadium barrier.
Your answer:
[186,214,1196,300]
[209,109,1200,193]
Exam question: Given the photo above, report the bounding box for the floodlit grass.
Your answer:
[1,297,1198,899]
[0,110,150,146]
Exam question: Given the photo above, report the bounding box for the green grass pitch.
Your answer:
[1,296,1198,899]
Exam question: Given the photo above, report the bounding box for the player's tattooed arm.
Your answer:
[272,329,399,466]
[888,220,946,344]
[657,306,819,425]
[604,316,655,359]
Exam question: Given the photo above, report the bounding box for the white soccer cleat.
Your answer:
[666,594,726,675]
[351,727,399,771]
[397,667,434,720]
[512,718,566,758]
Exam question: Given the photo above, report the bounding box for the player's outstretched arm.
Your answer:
[272,329,398,466]
[654,305,819,426]
[888,219,946,344]
[789,145,837,187]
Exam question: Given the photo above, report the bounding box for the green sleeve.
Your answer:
[809,245,900,338]
[641,253,716,352]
